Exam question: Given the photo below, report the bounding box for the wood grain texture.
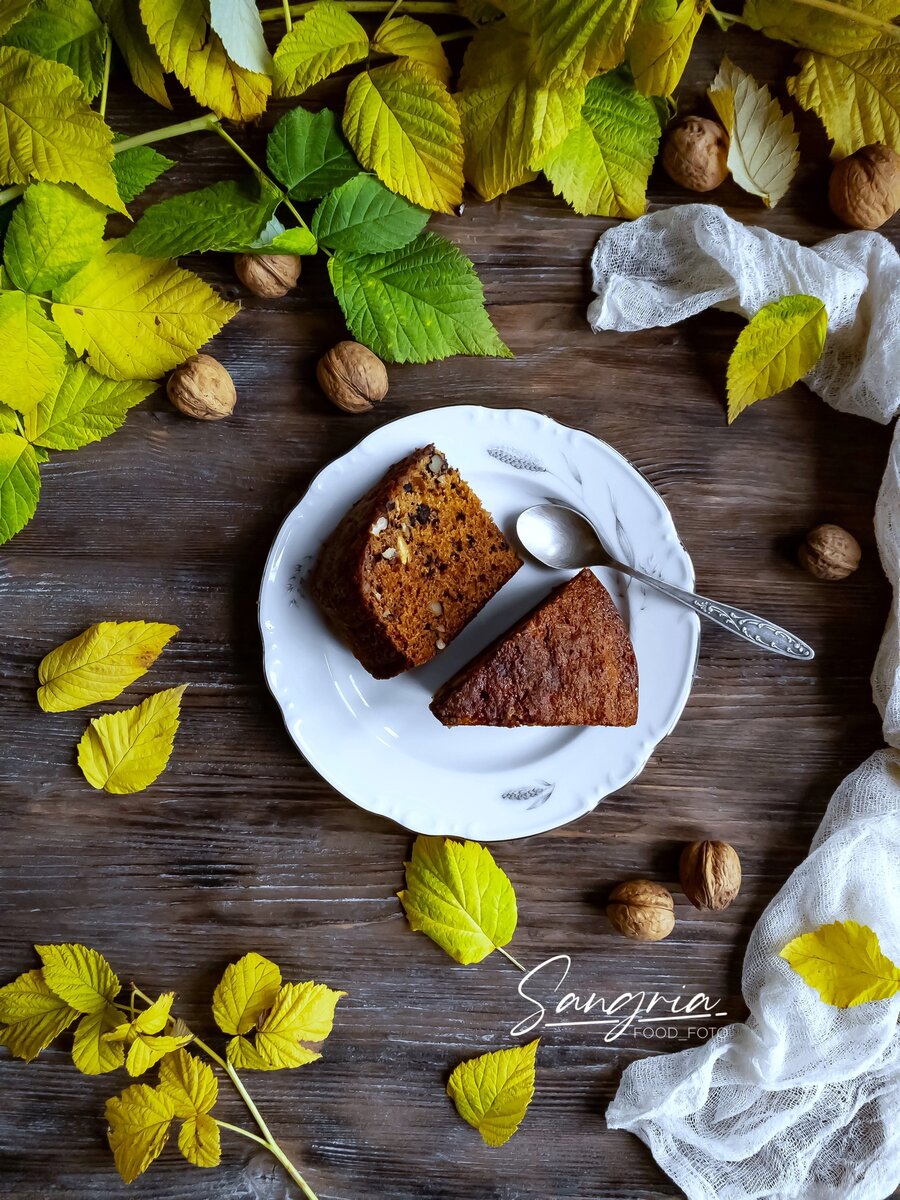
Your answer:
[1,16,897,1200]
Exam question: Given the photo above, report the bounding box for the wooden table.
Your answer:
[2,19,896,1200]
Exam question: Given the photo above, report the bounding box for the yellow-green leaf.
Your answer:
[0,431,41,544]
[36,943,119,1013]
[52,243,238,380]
[37,619,178,713]
[372,16,451,86]
[541,68,662,217]
[744,0,900,50]
[77,684,186,794]
[0,968,79,1060]
[71,1004,125,1074]
[2,0,108,100]
[212,951,282,1036]
[106,1083,175,1184]
[272,0,367,97]
[0,45,124,211]
[158,1048,217,1117]
[343,60,464,213]
[447,1039,539,1146]
[457,23,584,200]
[726,294,826,422]
[0,290,66,415]
[178,1112,221,1168]
[24,363,153,452]
[0,0,34,38]
[781,919,900,1007]
[3,181,106,295]
[627,0,708,97]
[708,57,799,207]
[140,0,270,122]
[228,980,346,1070]
[499,0,642,84]
[398,835,518,964]
[93,0,170,109]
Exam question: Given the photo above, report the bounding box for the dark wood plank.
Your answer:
[0,14,896,1200]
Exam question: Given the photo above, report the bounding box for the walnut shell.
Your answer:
[799,523,861,580]
[166,354,236,421]
[606,880,675,942]
[317,341,388,413]
[234,253,301,298]
[662,117,730,192]
[828,145,900,230]
[679,841,741,911]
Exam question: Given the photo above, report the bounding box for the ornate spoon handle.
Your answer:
[613,562,815,661]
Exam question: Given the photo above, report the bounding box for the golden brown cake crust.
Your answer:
[430,568,639,727]
[310,445,522,679]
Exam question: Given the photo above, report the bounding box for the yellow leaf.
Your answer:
[708,57,799,207]
[457,23,584,201]
[94,0,170,108]
[447,1039,539,1146]
[36,943,120,1013]
[372,16,451,86]
[140,0,270,122]
[228,980,346,1070]
[37,619,178,713]
[0,968,79,1061]
[178,1112,221,1168]
[781,919,900,1007]
[726,294,827,422]
[125,1032,191,1077]
[212,951,282,1036]
[76,684,187,794]
[0,45,124,211]
[133,991,175,1035]
[272,1,368,97]
[499,0,641,84]
[52,243,239,381]
[343,60,464,213]
[71,1004,125,1074]
[158,1048,218,1117]
[0,290,67,416]
[398,835,518,964]
[106,1083,174,1184]
[627,0,708,97]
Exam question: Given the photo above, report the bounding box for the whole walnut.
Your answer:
[317,341,388,413]
[828,145,900,230]
[167,354,236,420]
[679,841,741,911]
[606,880,675,942]
[662,117,730,192]
[799,523,861,580]
[234,253,301,298]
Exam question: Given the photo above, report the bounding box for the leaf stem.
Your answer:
[211,123,312,234]
[259,1,458,18]
[497,945,527,973]
[282,0,293,30]
[215,1119,272,1150]
[437,28,473,42]
[98,32,112,119]
[706,2,743,30]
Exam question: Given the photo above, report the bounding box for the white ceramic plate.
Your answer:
[259,406,699,841]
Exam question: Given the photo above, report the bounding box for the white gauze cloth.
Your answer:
[588,204,900,1200]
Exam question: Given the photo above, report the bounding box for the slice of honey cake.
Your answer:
[310,445,522,679]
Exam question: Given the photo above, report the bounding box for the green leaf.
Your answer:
[627,0,708,97]
[111,144,174,204]
[541,68,662,217]
[77,684,187,794]
[329,231,511,364]
[0,0,34,38]
[726,294,827,422]
[258,222,319,254]
[397,835,518,963]
[781,919,900,1007]
[51,243,239,380]
[212,951,282,1036]
[106,1084,175,1184]
[36,943,120,1013]
[209,0,272,75]
[0,968,80,1061]
[117,179,283,258]
[0,290,67,413]
[93,0,170,109]
[447,1040,539,1146]
[343,60,465,213]
[3,182,106,293]
[1,0,107,99]
[0,45,124,212]
[499,0,642,84]
[372,16,451,86]
[266,106,360,201]
[273,0,368,97]
[71,1004,126,1074]
[24,362,152,451]
[709,57,799,207]
[312,174,429,253]
[0,431,40,543]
